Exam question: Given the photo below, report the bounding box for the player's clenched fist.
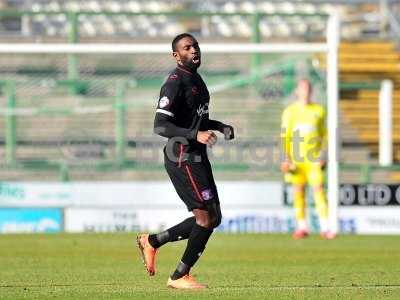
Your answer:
[221,125,234,140]
[197,131,217,147]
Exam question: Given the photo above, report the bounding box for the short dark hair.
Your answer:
[172,33,196,51]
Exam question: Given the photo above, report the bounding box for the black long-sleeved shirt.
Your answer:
[154,65,223,157]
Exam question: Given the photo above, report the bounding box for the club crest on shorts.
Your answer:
[201,189,214,201]
[159,96,170,108]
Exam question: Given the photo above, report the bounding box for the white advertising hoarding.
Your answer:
[338,207,400,234]
[3,182,400,234]
[0,181,282,208]
[64,207,294,233]
[65,207,400,235]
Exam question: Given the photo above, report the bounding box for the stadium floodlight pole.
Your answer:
[327,11,340,234]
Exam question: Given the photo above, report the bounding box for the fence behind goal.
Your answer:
[0,48,329,181]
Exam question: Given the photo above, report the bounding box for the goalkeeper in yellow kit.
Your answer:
[281,79,335,240]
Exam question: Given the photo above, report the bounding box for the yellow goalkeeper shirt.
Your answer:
[281,102,327,164]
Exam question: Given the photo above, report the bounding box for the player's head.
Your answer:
[295,79,312,104]
[172,33,201,71]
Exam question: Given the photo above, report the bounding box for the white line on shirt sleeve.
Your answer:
[156,109,174,117]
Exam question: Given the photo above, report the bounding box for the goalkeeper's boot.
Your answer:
[167,274,207,289]
[320,231,337,240]
[136,233,157,276]
[292,229,309,240]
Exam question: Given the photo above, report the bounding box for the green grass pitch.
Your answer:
[1,233,399,299]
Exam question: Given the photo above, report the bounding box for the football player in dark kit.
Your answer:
[137,33,234,289]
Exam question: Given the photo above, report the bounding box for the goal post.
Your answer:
[0,13,340,233]
[326,11,340,234]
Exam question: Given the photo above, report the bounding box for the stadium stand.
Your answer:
[341,43,400,174]
[319,42,400,160]
[0,0,397,40]
[316,40,400,181]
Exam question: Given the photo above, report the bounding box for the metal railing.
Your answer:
[388,10,400,45]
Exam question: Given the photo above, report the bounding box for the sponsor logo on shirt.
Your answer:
[293,124,316,135]
[197,103,209,117]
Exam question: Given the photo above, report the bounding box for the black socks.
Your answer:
[171,223,213,280]
[167,217,196,242]
[171,261,191,280]
[146,219,214,280]
[148,231,169,249]
[181,223,213,267]
[148,217,196,249]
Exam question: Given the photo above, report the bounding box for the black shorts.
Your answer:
[164,148,219,211]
